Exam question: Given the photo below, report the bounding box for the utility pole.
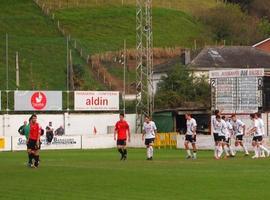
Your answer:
[66,37,70,111]
[135,0,154,133]
[6,33,9,112]
[123,39,126,115]
[16,52,20,89]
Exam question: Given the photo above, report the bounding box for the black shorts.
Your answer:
[185,135,196,143]
[218,136,226,142]
[236,135,243,141]
[252,136,263,142]
[213,133,219,142]
[117,139,126,146]
[145,138,155,146]
[27,139,40,150]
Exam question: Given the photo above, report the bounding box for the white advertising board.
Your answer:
[74,91,119,111]
[14,91,62,111]
[12,135,81,151]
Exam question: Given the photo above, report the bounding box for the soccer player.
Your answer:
[215,115,227,159]
[184,113,197,159]
[114,113,131,160]
[248,113,270,158]
[222,116,235,157]
[211,110,221,158]
[255,113,268,157]
[231,114,249,156]
[142,116,157,160]
[27,114,41,168]
[247,113,262,159]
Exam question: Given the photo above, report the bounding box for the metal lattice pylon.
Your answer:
[136,0,154,133]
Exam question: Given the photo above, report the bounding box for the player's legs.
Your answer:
[122,145,127,160]
[33,149,40,167]
[149,139,154,159]
[226,138,235,156]
[239,141,249,155]
[260,139,266,157]
[213,133,219,158]
[28,139,38,167]
[184,141,192,159]
[258,137,270,157]
[117,143,124,160]
[185,135,192,159]
[145,139,154,160]
[27,149,33,166]
[191,135,197,159]
[217,137,225,159]
[252,139,259,159]
[191,142,197,159]
[234,140,239,156]
[117,145,124,157]
[224,143,230,157]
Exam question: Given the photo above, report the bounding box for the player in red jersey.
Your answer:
[27,114,41,168]
[114,113,131,160]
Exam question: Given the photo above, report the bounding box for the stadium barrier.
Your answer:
[0,134,270,151]
[12,135,82,151]
[154,133,178,149]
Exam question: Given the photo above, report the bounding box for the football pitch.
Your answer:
[0,148,270,200]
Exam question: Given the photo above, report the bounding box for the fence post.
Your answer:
[74,40,77,49]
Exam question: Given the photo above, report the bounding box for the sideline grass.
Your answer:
[0,148,270,200]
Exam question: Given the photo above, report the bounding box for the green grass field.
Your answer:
[1,149,270,200]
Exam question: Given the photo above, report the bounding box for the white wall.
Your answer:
[65,113,136,136]
[2,114,63,137]
[0,115,3,136]
[0,113,136,137]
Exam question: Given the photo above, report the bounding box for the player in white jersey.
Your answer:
[247,114,264,158]
[249,113,270,158]
[142,116,157,160]
[255,113,268,157]
[221,116,235,157]
[231,114,249,156]
[211,110,221,158]
[215,115,227,159]
[184,114,197,159]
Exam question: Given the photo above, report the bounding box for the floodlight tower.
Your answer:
[135,0,154,133]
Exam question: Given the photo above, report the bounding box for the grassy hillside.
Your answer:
[52,5,212,85]
[0,0,215,92]
[41,0,219,14]
[0,0,104,90]
[54,6,212,54]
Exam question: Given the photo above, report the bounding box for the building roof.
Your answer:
[189,46,270,69]
[153,57,181,74]
[253,38,270,47]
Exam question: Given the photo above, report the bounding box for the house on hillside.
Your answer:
[153,46,270,94]
[253,38,270,53]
